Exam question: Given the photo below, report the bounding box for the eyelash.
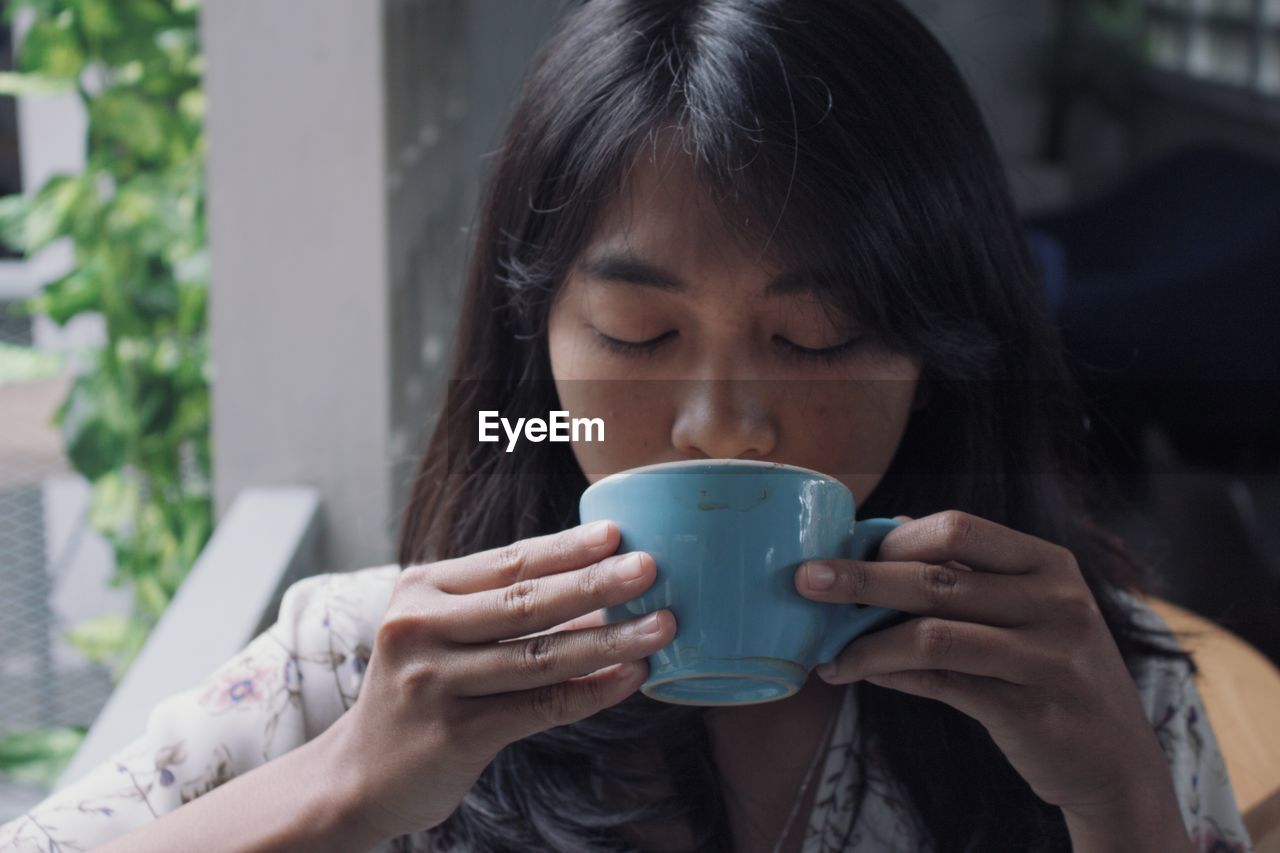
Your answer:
[592,331,867,364]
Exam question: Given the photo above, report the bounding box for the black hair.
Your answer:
[397,1,1192,849]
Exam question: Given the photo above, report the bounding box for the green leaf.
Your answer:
[0,727,87,788]
[102,176,193,257]
[112,617,152,678]
[88,469,142,539]
[129,272,180,321]
[29,175,89,252]
[62,612,151,682]
[62,613,134,666]
[175,498,212,565]
[6,0,209,690]
[77,0,122,44]
[177,88,204,123]
[88,88,171,164]
[25,262,104,325]
[171,382,209,437]
[60,373,131,480]
[0,175,90,255]
[134,571,170,618]
[0,70,74,96]
[0,192,30,252]
[17,17,86,81]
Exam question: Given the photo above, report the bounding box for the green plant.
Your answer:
[0,0,207,783]
[0,727,87,788]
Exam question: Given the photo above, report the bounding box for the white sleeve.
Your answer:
[0,565,397,852]
[1120,593,1256,852]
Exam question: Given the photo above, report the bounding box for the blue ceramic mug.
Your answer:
[578,459,907,706]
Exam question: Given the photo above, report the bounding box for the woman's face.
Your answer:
[547,144,923,503]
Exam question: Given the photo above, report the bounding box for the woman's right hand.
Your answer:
[322,520,675,842]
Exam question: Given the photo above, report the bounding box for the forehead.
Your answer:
[581,138,780,275]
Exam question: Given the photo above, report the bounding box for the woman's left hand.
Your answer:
[794,510,1184,835]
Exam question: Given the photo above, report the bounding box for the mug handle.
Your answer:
[813,517,906,666]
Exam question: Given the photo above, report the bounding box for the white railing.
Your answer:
[55,486,323,788]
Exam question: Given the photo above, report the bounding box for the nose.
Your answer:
[670,377,778,460]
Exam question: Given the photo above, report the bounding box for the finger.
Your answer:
[876,510,1073,577]
[484,656,651,744]
[436,551,658,645]
[454,609,674,697]
[817,617,1041,686]
[857,668,1016,723]
[509,607,607,641]
[795,558,1036,627]
[426,521,620,594]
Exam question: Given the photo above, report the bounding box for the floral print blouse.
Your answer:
[0,565,1256,852]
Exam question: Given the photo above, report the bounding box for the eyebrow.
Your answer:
[576,251,829,297]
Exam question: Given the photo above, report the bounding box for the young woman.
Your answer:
[0,1,1255,851]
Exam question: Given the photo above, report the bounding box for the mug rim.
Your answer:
[584,458,841,491]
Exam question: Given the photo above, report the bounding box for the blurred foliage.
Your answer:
[0,0,207,783]
[0,339,64,383]
[0,727,88,788]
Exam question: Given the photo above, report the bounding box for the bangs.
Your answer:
[499,0,1015,377]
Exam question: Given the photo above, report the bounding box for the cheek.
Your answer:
[551,377,671,483]
[784,378,917,485]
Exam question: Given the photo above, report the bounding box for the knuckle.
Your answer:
[501,578,541,630]
[553,529,583,563]
[920,668,952,694]
[492,543,530,586]
[395,563,429,589]
[600,621,630,655]
[1052,584,1101,627]
[577,672,610,711]
[936,511,974,551]
[1054,544,1081,576]
[604,617,640,650]
[918,562,960,607]
[915,618,955,664]
[375,610,427,653]
[582,558,613,600]
[390,564,440,605]
[517,633,558,677]
[529,683,574,727]
[403,658,446,695]
[842,560,871,600]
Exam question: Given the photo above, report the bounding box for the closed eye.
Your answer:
[591,329,868,363]
[592,330,676,356]
[774,334,867,364]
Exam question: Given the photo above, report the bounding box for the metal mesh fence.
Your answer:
[0,302,31,346]
[0,302,117,820]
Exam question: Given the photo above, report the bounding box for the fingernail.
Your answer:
[635,611,663,635]
[806,563,836,590]
[613,552,646,581]
[816,662,838,680]
[583,520,612,547]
